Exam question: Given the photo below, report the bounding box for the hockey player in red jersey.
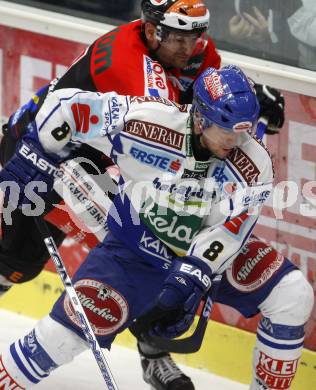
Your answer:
[50,0,220,103]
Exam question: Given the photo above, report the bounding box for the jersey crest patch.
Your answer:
[64,279,129,336]
[226,237,284,292]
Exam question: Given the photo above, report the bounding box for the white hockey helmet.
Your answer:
[141,0,210,37]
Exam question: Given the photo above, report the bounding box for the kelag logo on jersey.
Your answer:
[130,144,182,174]
[140,197,202,252]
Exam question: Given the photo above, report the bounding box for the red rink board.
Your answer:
[0,25,315,350]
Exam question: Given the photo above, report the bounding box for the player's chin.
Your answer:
[173,56,190,69]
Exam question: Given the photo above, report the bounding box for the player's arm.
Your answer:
[35,88,129,155]
[150,155,273,339]
[188,184,271,276]
[190,144,274,276]
[254,84,285,134]
[0,88,129,207]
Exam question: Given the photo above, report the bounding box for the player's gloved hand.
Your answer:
[254,84,285,135]
[152,256,212,339]
[0,136,59,207]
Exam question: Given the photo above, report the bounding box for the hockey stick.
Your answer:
[142,120,268,354]
[34,216,119,390]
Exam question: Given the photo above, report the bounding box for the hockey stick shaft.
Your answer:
[34,216,119,390]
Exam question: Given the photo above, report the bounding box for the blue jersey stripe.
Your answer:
[10,343,39,384]
[19,340,48,379]
[257,333,304,350]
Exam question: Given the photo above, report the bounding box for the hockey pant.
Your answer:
[0,233,313,389]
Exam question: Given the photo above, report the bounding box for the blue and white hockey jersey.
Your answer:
[35,89,273,275]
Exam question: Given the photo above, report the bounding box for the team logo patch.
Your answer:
[71,103,99,134]
[64,279,129,336]
[226,237,285,292]
[204,72,225,100]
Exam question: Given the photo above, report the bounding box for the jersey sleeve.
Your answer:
[35,88,129,158]
[187,140,274,276]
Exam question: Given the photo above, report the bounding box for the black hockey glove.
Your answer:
[254,84,285,135]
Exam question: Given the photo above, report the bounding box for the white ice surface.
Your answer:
[0,309,248,389]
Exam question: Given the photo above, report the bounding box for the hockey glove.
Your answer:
[254,84,285,135]
[152,256,212,339]
[0,137,59,208]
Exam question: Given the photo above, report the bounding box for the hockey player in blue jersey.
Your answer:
[0,65,313,390]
